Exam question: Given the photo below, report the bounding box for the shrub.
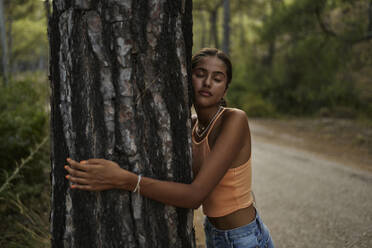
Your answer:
[0,75,50,248]
[240,93,276,117]
[0,77,48,197]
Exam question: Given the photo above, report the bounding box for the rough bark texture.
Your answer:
[49,1,194,247]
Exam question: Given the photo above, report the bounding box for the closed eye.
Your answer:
[193,69,206,78]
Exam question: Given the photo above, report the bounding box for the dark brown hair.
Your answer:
[191,48,232,106]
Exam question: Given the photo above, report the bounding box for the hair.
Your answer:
[191,48,232,107]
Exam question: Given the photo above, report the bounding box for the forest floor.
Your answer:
[194,117,372,247]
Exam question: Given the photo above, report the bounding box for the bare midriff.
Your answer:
[208,204,256,230]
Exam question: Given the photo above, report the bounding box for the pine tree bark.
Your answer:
[48,1,194,247]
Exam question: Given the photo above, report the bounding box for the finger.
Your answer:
[67,158,81,168]
[67,158,89,171]
[66,175,90,185]
[71,184,94,191]
[64,165,90,178]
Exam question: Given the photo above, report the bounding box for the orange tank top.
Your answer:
[192,108,254,217]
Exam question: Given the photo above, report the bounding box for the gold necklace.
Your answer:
[196,107,223,138]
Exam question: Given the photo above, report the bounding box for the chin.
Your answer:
[194,96,220,107]
[194,101,218,109]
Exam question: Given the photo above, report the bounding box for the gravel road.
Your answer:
[194,123,372,248]
[251,124,372,248]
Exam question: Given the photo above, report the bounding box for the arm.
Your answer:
[65,110,249,209]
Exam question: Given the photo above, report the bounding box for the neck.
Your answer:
[195,105,221,127]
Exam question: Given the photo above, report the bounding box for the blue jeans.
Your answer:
[204,210,274,248]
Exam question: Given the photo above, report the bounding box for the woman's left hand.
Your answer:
[65,158,131,191]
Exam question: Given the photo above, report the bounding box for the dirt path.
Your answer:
[250,118,372,172]
[193,119,372,248]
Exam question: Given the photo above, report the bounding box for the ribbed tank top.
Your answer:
[192,108,254,217]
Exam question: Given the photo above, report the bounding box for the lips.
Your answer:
[198,90,212,97]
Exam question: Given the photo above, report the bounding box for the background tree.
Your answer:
[222,0,230,55]
[0,0,48,74]
[0,0,8,85]
[194,0,224,49]
[49,0,194,247]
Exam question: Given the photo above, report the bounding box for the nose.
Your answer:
[203,75,212,88]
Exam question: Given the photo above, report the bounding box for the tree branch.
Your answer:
[0,137,48,194]
[315,6,337,37]
[315,4,372,45]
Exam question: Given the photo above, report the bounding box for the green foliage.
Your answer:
[1,0,48,72]
[0,76,48,195]
[0,1,50,246]
[257,38,358,114]
[259,0,321,42]
[0,74,50,247]
[220,0,372,118]
[240,93,276,117]
[12,15,48,65]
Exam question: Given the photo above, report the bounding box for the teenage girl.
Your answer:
[65,48,274,248]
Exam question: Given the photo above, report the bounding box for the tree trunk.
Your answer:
[222,0,230,55]
[200,11,206,49]
[239,13,245,49]
[6,15,12,73]
[368,0,372,35]
[262,0,279,66]
[209,9,219,49]
[49,1,194,247]
[0,0,8,85]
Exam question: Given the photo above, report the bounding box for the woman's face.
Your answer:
[192,56,227,108]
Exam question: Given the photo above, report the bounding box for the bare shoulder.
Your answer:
[210,108,250,152]
[221,108,249,128]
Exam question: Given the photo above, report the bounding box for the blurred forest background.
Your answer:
[0,0,371,247]
[194,0,372,118]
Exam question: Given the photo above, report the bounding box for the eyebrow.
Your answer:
[194,68,226,77]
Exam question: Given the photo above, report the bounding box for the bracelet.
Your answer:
[133,174,142,194]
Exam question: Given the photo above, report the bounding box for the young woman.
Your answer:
[65,48,274,248]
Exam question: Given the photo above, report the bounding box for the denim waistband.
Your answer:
[204,209,265,239]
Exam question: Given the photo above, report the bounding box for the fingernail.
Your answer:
[67,158,71,162]
[80,160,87,164]
[64,166,68,169]
[65,175,69,179]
